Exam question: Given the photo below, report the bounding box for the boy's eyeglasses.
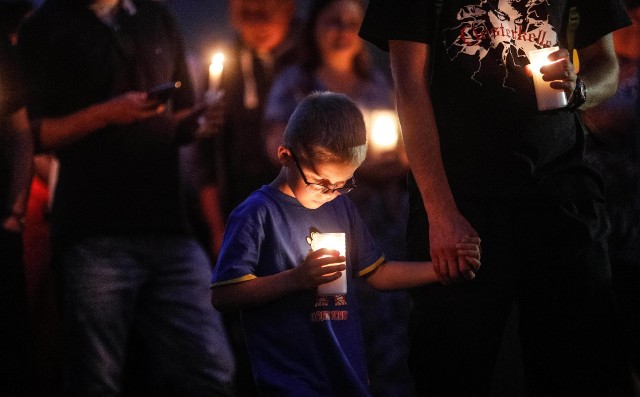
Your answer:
[289,149,356,195]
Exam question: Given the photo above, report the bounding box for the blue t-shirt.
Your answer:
[212,185,384,396]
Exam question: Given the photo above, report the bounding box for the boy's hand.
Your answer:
[456,236,481,280]
[293,248,346,290]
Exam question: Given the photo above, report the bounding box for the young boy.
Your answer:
[211,92,481,396]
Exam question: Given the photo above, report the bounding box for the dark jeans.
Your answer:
[58,235,235,396]
[405,169,619,397]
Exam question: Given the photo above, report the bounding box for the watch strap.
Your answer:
[567,77,587,110]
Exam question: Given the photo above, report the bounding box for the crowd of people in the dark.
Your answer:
[1,0,638,396]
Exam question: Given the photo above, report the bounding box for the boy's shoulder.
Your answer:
[230,186,275,214]
[229,185,292,220]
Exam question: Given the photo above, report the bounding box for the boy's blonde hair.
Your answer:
[283,91,367,166]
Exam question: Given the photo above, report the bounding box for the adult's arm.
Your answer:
[544,34,619,110]
[2,107,33,232]
[199,184,225,258]
[37,92,161,152]
[389,40,478,284]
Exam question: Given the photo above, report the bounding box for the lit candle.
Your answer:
[311,233,347,296]
[528,46,567,111]
[369,110,400,153]
[208,52,225,91]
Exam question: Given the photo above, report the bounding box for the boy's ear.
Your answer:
[276,146,293,166]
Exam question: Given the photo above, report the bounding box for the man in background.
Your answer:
[18,0,235,395]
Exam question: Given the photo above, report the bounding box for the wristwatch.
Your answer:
[567,77,587,110]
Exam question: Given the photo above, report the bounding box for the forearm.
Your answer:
[4,108,33,216]
[389,41,458,218]
[199,185,225,256]
[39,102,110,151]
[366,261,437,291]
[211,269,301,312]
[396,86,457,216]
[576,34,619,110]
[199,185,225,234]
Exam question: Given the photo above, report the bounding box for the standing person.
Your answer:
[360,1,631,396]
[583,1,640,394]
[195,2,296,395]
[262,1,413,394]
[0,1,35,394]
[210,91,481,397]
[197,0,297,258]
[264,0,400,168]
[17,0,235,395]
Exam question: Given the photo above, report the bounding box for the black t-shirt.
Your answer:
[360,0,631,197]
[18,0,196,247]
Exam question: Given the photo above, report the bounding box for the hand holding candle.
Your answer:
[208,52,225,92]
[197,51,225,137]
[310,233,347,295]
[528,46,568,111]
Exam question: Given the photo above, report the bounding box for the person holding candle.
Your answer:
[263,0,407,174]
[195,1,299,395]
[261,1,413,394]
[359,0,631,396]
[17,0,236,395]
[263,0,409,263]
[210,91,481,397]
[196,0,298,258]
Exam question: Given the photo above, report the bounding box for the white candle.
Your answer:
[528,46,567,111]
[208,52,225,91]
[311,233,347,296]
[369,110,400,153]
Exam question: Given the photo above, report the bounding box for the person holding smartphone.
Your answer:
[17,0,235,395]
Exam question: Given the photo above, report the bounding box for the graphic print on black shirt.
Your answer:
[442,0,558,90]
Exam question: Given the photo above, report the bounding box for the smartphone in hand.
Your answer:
[147,81,181,103]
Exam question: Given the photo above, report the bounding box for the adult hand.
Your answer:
[429,210,479,285]
[539,48,577,99]
[101,91,163,125]
[195,92,225,138]
[291,248,346,290]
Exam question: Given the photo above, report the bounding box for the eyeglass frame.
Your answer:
[288,148,357,195]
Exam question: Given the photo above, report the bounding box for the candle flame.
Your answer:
[210,52,224,75]
[370,110,399,152]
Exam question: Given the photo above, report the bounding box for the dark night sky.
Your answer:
[164,0,234,56]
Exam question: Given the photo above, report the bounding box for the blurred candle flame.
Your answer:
[208,52,225,91]
[369,110,399,152]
